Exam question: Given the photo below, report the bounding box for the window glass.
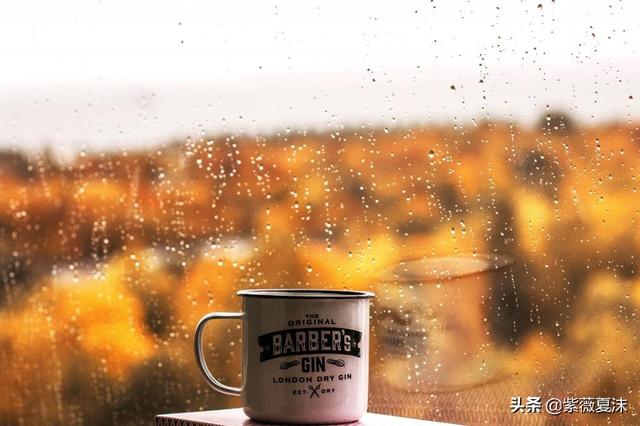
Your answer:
[1,1,638,424]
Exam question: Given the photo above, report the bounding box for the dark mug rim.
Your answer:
[376,253,514,284]
[237,289,375,299]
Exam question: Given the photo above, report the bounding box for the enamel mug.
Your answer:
[194,289,374,424]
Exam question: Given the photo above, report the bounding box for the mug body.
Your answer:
[239,289,373,424]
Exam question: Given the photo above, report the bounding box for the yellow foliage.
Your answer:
[513,189,554,255]
[0,255,155,426]
[400,214,488,258]
[298,235,400,291]
[580,191,637,246]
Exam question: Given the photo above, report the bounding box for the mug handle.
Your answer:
[194,312,243,396]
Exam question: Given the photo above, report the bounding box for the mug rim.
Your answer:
[376,253,514,284]
[237,288,375,299]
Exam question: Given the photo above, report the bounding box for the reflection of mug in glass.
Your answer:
[374,255,513,392]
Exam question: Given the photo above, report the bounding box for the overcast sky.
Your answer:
[1,0,639,153]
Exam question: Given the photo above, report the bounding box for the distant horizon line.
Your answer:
[1,114,637,162]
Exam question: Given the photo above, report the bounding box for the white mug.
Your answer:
[195,289,374,424]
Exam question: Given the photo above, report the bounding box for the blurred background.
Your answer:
[1,1,639,424]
